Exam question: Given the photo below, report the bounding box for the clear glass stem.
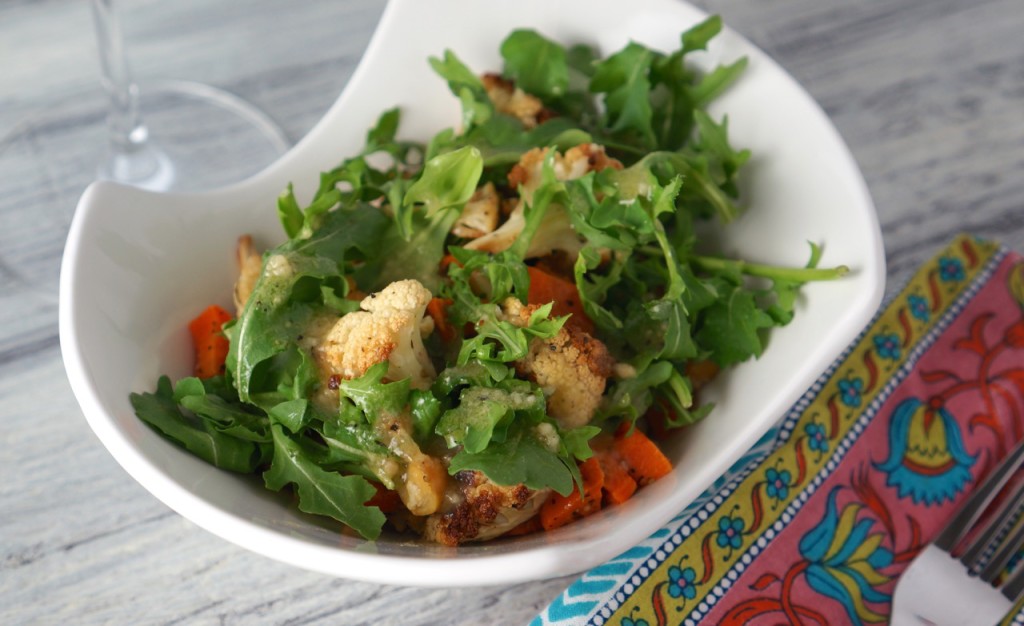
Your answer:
[90,0,169,188]
[91,0,148,152]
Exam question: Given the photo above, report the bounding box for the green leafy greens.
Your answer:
[130,16,846,542]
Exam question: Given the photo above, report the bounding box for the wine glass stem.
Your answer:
[90,0,149,154]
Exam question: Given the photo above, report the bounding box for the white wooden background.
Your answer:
[1,0,1022,624]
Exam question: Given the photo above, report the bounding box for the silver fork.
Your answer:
[891,437,1024,626]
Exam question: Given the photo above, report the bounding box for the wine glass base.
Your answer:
[101,79,291,192]
[0,81,291,310]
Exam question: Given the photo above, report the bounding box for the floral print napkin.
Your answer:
[533,234,1024,626]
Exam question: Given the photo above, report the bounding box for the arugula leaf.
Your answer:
[598,361,674,423]
[447,422,575,496]
[682,14,724,53]
[267,399,310,435]
[277,184,303,239]
[226,256,327,406]
[318,418,395,483]
[367,146,483,290]
[694,242,846,327]
[695,279,776,366]
[435,383,545,452]
[442,248,564,365]
[649,43,696,151]
[402,146,484,228]
[691,58,748,108]
[263,424,386,539]
[436,391,509,454]
[453,306,560,365]
[644,178,701,361]
[573,246,627,332]
[470,119,592,168]
[688,111,750,199]
[365,107,402,149]
[500,29,569,100]
[337,362,411,425]
[286,202,393,262]
[362,212,454,292]
[566,43,599,78]
[560,424,601,462]
[562,176,643,253]
[244,346,321,419]
[429,50,493,131]
[409,389,442,444]
[590,42,657,151]
[649,16,745,151]
[173,376,272,442]
[275,109,423,244]
[655,368,715,428]
[130,376,269,473]
[320,280,361,315]
[227,205,391,408]
[433,360,514,397]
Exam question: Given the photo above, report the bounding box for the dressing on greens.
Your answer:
[130,16,846,543]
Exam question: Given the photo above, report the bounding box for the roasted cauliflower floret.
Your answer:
[462,198,583,259]
[300,280,446,516]
[464,144,622,259]
[451,182,500,239]
[509,144,623,201]
[233,235,263,316]
[423,470,549,545]
[311,279,437,390]
[501,297,613,429]
[481,73,550,129]
[376,412,448,516]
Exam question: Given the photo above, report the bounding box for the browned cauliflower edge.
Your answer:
[501,297,614,429]
[464,144,622,259]
[308,279,437,390]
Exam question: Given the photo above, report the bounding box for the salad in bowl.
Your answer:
[129,17,844,545]
[60,0,882,585]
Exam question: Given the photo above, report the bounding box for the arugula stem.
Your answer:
[692,255,849,282]
[679,161,739,223]
[635,152,740,222]
[666,367,693,409]
[321,434,394,488]
[637,245,848,282]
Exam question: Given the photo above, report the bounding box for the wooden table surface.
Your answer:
[2,0,1022,624]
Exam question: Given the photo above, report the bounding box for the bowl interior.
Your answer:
[60,0,884,586]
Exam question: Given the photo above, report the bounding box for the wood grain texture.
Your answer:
[1,0,1022,624]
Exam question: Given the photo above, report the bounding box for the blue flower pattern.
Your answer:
[765,467,791,501]
[938,256,965,282]
[838,377,864,407]
[805,422,829,453]
[717,516,745,550]
[873,333,901,360]
[907,294,930,321]
[667,565,697,600]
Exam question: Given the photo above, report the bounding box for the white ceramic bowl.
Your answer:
[60,0,885,587]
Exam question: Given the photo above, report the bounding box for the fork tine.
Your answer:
[1000,543,1024,601]
[935,437,1024,552]
[978,499,1024,581]
[976,493,1024,581]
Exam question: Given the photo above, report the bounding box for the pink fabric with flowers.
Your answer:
[535,236,1024,626]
